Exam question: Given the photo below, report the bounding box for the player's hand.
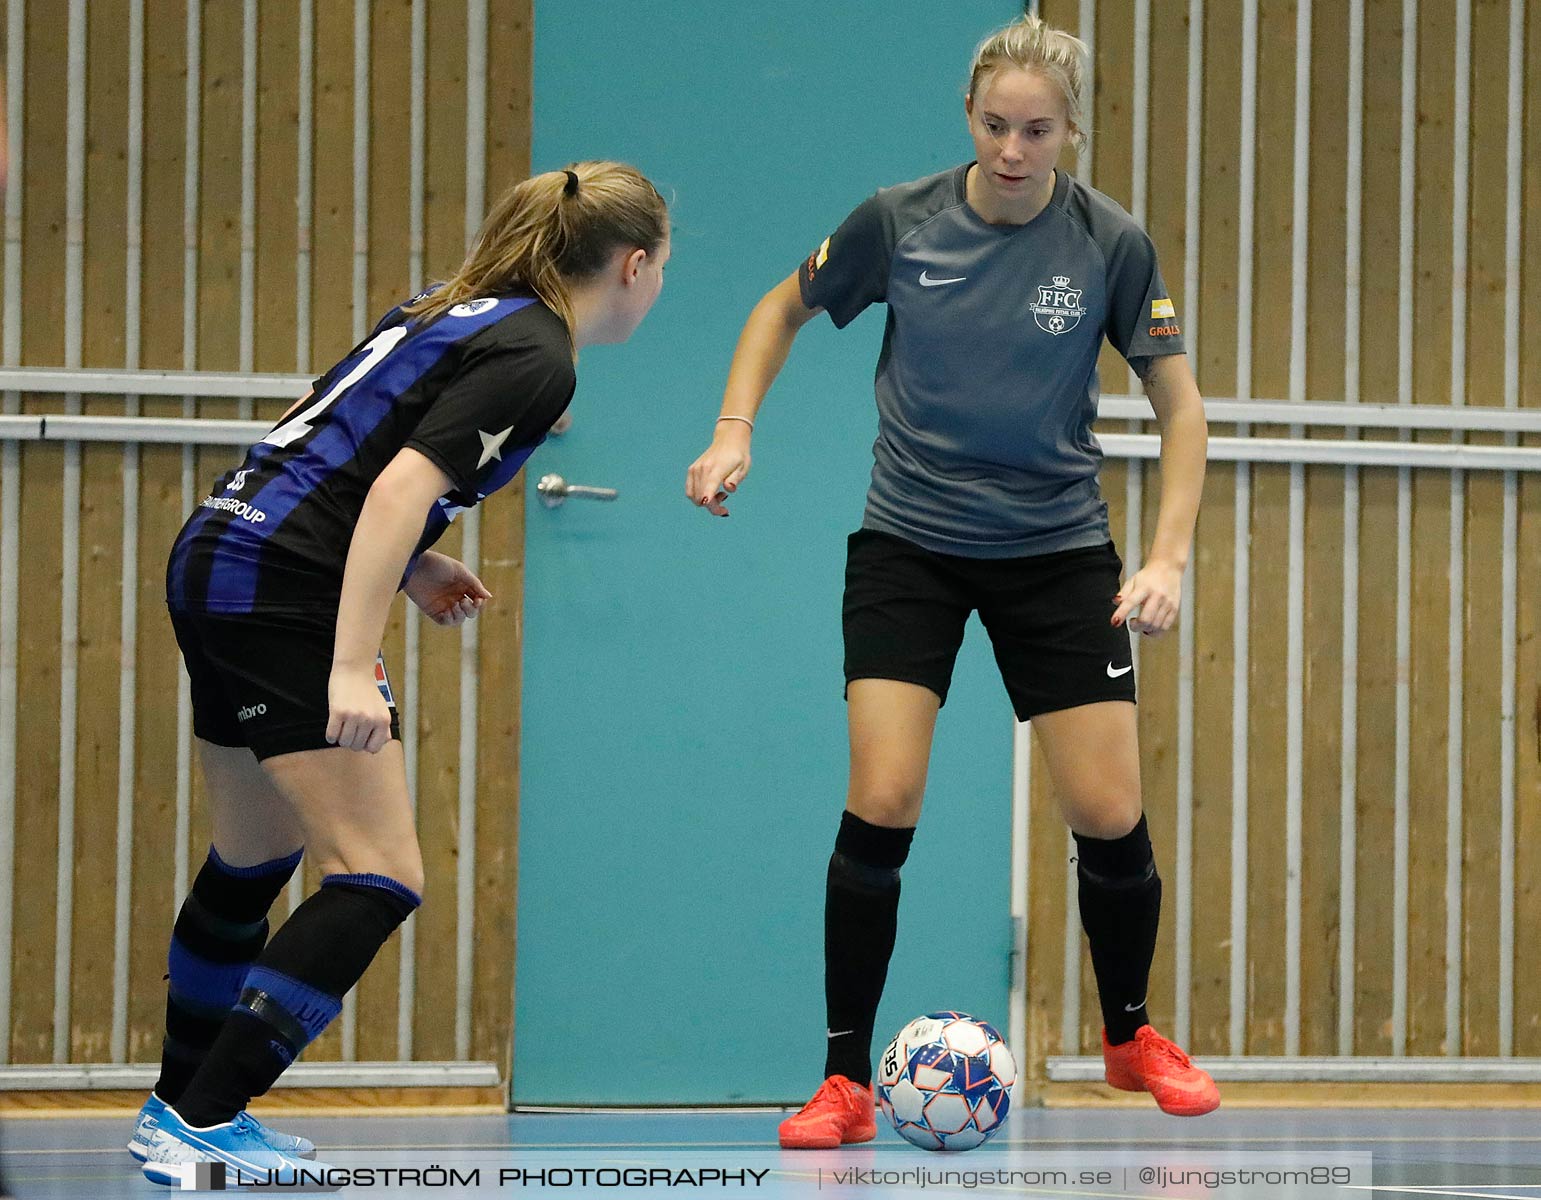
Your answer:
[404,550,491,626]
[326,667,393,753]
[685,423,752,517]
[1111,558,1183,638]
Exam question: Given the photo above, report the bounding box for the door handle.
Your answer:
[537,473,618,508]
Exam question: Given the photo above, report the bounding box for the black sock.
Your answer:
[155,846,303,1105]
[823,811,915,1087]
[1074,815,1161,1045]
[173,873,420,1128]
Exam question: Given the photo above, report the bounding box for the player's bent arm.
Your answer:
[333,447,454,673]
[1141,353,1208,570]
[718,270,823,425]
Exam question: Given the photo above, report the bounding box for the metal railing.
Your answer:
[8,365,1541,1086]
[0,367,503,1088]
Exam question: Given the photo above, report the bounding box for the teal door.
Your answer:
[516,2,1020,1105]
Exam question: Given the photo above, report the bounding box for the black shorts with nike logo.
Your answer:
[841,529,1136,721]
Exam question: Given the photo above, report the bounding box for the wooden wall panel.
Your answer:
[1350,0,1407,1058]
[471,0,532,1076]
[1517,467,1541,1056]
[1459,0,1516,1058]
[1513,0,1541,1061]
[0,0,532,1082]
[68,0,136,1063]
[1133,0,1191,1053]
[0,0,1534,1101]
[409,0,471,1068]
[10,0,71,1067]
[1301,462,1346,1057]
[129,427,188,1065]
[1191,460,1239,1057]
[1189,0,1244,1060]
[126,0,196,1069]
[1011,0,1539,1089]
[1353,466,1400,1055]
[254,1,300,383]
[353,0,415,1069]
[1299,0,1351,1053]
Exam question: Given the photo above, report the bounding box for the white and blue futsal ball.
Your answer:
[876,1011,1016,1152]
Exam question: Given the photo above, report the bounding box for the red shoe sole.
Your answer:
[779,1131,842,1150]
[1152,1093,1221,1117]
[782,1115,881,1152]
[1105,1063,1220,1115]
[778,1123,877,1149]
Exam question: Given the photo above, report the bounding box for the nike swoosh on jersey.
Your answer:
[1107,662,1134,678]
[918,270,967,287]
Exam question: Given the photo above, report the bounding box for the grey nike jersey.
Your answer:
[800,163,1184,558]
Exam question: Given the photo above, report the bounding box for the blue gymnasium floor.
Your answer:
[4,1106,1541,1198]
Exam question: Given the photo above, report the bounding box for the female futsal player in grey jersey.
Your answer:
[687,9,1216,1147]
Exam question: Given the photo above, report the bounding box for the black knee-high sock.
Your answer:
[173,874,420,1129]
[155,846,303,1105]
[824,811,915,1087]
[1074,815,1161,1045]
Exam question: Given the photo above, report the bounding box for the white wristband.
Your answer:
[716,415,755,432]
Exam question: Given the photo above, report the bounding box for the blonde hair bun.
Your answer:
[968,11,1090,151]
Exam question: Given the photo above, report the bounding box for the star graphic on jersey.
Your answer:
[477,425,515,470]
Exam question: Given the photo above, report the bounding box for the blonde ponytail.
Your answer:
[403,160,668,346]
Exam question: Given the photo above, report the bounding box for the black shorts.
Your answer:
[168,608,401,761]
[842,529,1136,721]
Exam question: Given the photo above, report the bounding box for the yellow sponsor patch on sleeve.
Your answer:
[1151,297,1176,319]
[815,236,831,269]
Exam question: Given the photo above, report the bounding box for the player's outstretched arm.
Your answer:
[686,270,821,517]
[329,447,454,752]
[1111,353,1208,637]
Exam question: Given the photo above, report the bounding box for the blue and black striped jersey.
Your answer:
[167,290,575,616]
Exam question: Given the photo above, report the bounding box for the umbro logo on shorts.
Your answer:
[236,702,268,722]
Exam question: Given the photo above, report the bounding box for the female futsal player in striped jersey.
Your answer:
[687,10,1217,1147]
[136,161,669,1186]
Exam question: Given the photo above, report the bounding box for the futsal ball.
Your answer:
[876,1011,1016,1151]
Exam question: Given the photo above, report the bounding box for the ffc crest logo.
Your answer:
[1031,274,1087,336]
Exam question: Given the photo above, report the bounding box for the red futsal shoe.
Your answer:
[1102,1026,1220,1116]
[777,1075,877,1149]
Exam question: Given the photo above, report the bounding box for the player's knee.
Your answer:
[313,853,424,899]
[392,866,425,899]
[384,855,425,899]
[1065,796,1142,841]
[846,783,924,828]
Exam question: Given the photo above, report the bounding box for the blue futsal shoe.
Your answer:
[130,1092,317,1163]
[140,1106,333,1189]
